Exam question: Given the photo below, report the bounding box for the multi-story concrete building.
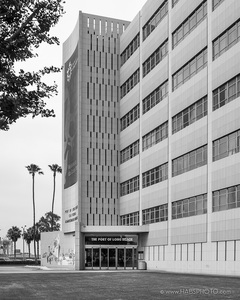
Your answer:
[41,0,240,276]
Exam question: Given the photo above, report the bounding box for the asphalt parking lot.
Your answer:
[0,267,239,299]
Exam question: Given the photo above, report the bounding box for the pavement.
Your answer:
[0,266,239,299]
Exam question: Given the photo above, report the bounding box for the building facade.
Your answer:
[57,0,240,275]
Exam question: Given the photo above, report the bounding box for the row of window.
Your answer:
[172,48,207,91]
[213,19,240,60]
[120,140,139,164]
[142,40,168,78]
[172,194,207,219]
[213,129,240,162]
[172,145,207,177]
[142,163,168,189]
[172,96,207,134]
[120,176,139,197]
[120,104,139,131]
[120,33,140,66]
[120,69,140,98]
[142,204,168,225]
[213,74,240,111]
[142,81,168,114]
[121,126,240,178]
[172,1,207,48]
[120,184,240,225]
[142,122,168,151]
[213,184,240,212]
[120,211,139,226]
[212,0,225,11]
[142,0,168,41]
[121,72,239,132]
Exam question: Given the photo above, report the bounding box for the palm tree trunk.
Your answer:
[32,174,37,263]
[51,173,56,231]
[28,243,30,258]
[14,241,16,259]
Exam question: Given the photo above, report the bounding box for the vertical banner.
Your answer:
[64,45,78,189]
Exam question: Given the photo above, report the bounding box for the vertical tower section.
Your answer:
[81,13,130,227]
[62,17,80,233]
[63,12,130,232]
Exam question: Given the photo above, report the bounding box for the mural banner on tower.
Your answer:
[64,45,78,189]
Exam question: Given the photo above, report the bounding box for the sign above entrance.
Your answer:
[85,235,138,245]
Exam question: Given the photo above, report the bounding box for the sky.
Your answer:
[0,0,146,249]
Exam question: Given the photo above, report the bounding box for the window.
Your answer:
[120,34,140,66]
[143,0,168,41]
[213,184,240,212]
[143,204,168,225]
[213,129,240,161]
[120,140,139,164]
[143,81,168,114]
[142,122,168,151]
[143,40,168,77]
[212,0,225,11]
[120,104,139,131]
[172,194,207,219]
[120,69,140,98]
[172,1,207,48]
[172,145,207,176]
[121,211,139,225]
[213,19,240,60]
[120,176,139,196]
[213,74,240,111]
[142,163,168,188]
[172,96,207,134]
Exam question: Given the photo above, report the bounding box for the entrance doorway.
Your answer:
[85,247,137,270]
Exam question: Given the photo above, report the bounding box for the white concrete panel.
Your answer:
[141,139,168,172]
[171,117,207,159]
[171,68,207,117]
[120,86,140,117]
[120,156,140,182]
[141,99,168,136]
[171,167,207,202]
[119,192,140,215]
[120,13,140,53]
[171,0,203,32]
[171,19,207,74]
[212,0,240,40]
[212,98,240,140]
[141,180,168,209]
[142,16,168,62]
[212,45,240,90]
[120,119,140,150]
[212,153,240,191]
[141,0,165,27]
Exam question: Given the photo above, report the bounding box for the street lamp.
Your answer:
[21,225,26,261]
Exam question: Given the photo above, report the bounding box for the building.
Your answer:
[41,0,240,276]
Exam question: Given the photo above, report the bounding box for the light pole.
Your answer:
[21,225,26,261]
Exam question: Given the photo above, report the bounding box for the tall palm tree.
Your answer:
[7,226,21,259]
[48,164,62,231]
[25,164,43,262]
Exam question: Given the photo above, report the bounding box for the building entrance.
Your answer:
[85,247,137,270]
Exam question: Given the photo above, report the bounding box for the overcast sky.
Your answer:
[0,0,146,249]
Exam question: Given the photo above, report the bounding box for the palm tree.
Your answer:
[38,212,61,232]
[7,226,21,259]
[48,164,62,231]
[35,223,41,259]
[26,164,43,262]
[23,227,34,258]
